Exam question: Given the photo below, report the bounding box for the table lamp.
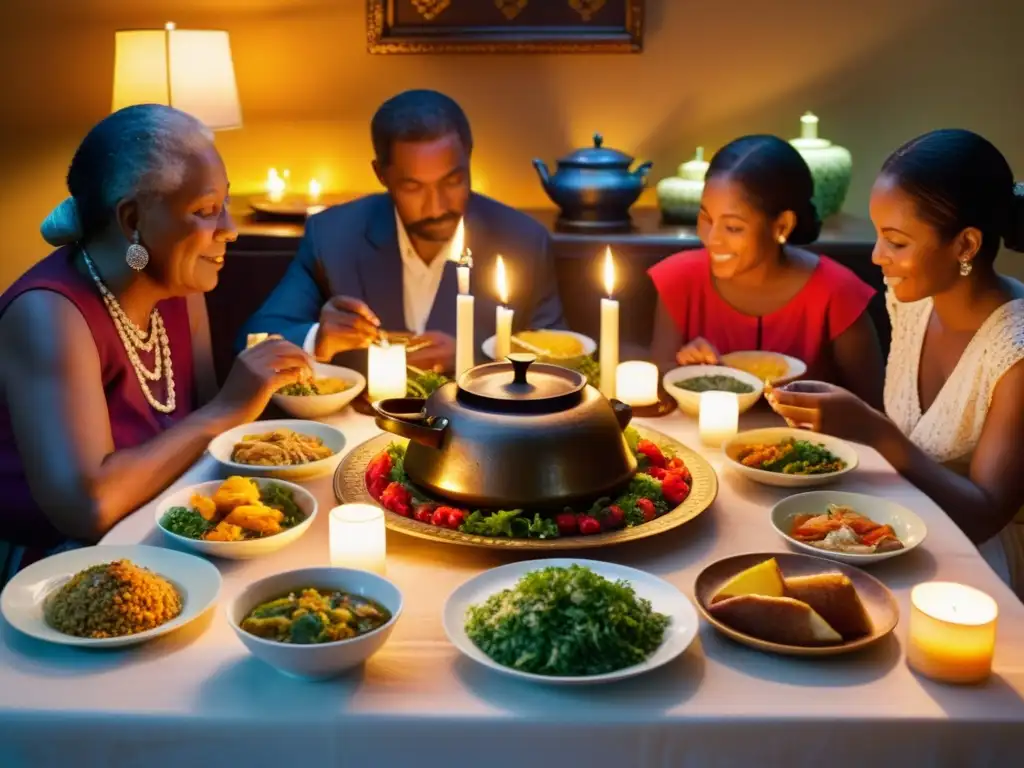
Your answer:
[112,22,242,130]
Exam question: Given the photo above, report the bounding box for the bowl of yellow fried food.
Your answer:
[208,419,346,481]
[227,566,403,680]
[156,476,318,559]
[721,350,807,386]
[271,362,365,420]
[482,329,596,362]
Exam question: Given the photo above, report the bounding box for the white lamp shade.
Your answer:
[112,26,242,130]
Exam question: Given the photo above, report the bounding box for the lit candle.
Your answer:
[266,168,286,203]
[615,361,658,406]
[452,219,475,378]
[698,391,738,447]
[329,504,386,574]
[599,247,619,399]
[494,255,514,360]
[367,341,407,401]
[308,178,322,204]
[907,582,998,685]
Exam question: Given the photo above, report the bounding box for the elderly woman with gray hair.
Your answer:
[0,104,311,583]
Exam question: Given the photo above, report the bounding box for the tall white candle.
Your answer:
[494,255,514,360]
[599,246,619,399]
[329,504,386,574]
[616,361,658,406]
[699,391,738,447]
[452,219,475,377]
[908,582,998,684]
[368,342,407,401]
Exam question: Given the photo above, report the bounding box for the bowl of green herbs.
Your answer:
[663,365,764,416]
[444,560,698,685]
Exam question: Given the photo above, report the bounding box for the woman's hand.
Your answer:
[675,336,721,366]
[211,339,313,425]
[767,380,886,444]
[408,331,456,374]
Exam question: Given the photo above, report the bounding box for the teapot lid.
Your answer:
[558,133,635,169]
[457,354,585,413]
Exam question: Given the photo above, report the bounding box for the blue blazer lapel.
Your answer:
[357,197,406,332]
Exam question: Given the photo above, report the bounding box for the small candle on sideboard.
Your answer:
[615,361,658,406]
[907,582,998,685]
[599,246,619,399]
[367,341,407,401]
[494,255,513,360]
[698,391,738,447]
[307,178,322,204]
[329,504,386,574]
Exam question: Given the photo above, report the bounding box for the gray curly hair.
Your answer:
[41,104,214,246]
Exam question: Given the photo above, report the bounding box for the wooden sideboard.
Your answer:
[210,206,882,384]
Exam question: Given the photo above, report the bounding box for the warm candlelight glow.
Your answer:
[457,264,470,296]
[266,168,286,203]
[450,217,466,264]
[329,504,386,574]
[308,178,322,204]
[367,342,407,401]
[495,255,509,306]
[908,582,998,684]
[615,362,659,406]
[602,246,616,297]
[698,391,739,447]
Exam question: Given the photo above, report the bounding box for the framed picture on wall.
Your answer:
[367,0,645,53]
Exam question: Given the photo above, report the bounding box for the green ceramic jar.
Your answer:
[790,112,852,220]
[656,147,710,224]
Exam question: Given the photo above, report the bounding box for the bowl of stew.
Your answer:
[663,365,765,416]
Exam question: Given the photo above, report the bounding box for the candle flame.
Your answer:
[308,179,322,202]
[602,246,616,297]
[449,217,466,263]
[495,255,509,305]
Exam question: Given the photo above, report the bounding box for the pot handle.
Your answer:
[373,398,449,449]
[610,398,633,431]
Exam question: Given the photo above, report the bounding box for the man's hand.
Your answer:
[408,331,456,374]
[314,296,380,361]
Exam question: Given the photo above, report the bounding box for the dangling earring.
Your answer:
[777,235,787,245]
[125,231,150,271]
[959,258,973,277]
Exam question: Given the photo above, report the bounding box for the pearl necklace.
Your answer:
[81,249,176,414]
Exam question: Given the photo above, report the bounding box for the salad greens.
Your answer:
[464,564,670,676]
[160,506,212,538]
[460,509,559,539]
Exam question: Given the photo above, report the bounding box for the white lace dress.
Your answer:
[884,291,1024,596]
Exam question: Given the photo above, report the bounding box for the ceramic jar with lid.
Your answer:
[790,112,853,219]
[656,146,710,225]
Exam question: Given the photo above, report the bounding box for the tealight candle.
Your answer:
[599,247,619,399]
[494,255,513,360]
[615,361,658,406]
[329,504,386,574]
[907,582,998,684]
[367,341,407,401]
[698,391,738,447]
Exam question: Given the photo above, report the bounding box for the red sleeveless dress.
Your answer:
[648,249,875,379]
[0,247,195,575]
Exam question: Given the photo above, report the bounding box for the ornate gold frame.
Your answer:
[367,0,645,54]
[334,424,717,550]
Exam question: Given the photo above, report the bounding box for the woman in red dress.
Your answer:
[0,105,311,584]
[649,135,883,406]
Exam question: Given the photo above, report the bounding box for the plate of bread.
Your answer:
[694,553,898,656]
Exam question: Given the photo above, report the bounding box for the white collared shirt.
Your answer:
[304,209,456,354]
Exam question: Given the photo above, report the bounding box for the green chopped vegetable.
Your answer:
[160,506,212,539]
[464,564,670,676]
[259,483,304,526]
[674,374,754,394]
[753,438,846,475]
[407,366,450,398]
[385,442,406,483]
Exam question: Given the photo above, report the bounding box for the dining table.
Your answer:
[1,406,1023,768]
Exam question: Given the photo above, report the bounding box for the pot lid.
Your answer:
[558,133,635,169]
[457,354,585,413]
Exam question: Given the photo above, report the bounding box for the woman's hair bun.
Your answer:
[40,196,83,246]
[1006,182,1024,253]
[789,198,822,245]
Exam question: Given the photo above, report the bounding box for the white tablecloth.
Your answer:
[2,409,1023,768]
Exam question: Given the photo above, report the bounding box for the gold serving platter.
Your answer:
[333,425,718,550]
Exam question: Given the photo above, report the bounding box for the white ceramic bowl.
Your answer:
[721,350,807,386]
[207,419,345,481]
[722,427,859,488]
[482,330,596,361]
[271,362,365,420]
[227,567,403,681]
[155,478,317,560]
[770,490,928,565]
[662,365,765,417]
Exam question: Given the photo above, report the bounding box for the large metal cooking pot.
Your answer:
[373,354,637,509]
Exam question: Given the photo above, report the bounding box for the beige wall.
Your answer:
[1,0,1022,289]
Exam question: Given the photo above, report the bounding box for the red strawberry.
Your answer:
[380,482,412,516]
[636,497,657,522]
[368,475,389,500]
[577,515,602,535]
[668,456,684,471]
[413,504,435,524]
[554,512,578,536]
[446,509,467,530]
[600,504,626,530]
[661,472,691,506]
[636,439,667,468]
[431,507,450,527]
[646,466,667,480]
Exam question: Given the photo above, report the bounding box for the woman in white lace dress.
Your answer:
[771,129,1024,598]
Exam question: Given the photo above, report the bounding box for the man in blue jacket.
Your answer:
[240,89,565,372]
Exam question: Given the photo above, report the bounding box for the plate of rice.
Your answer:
[0,544,222,648]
